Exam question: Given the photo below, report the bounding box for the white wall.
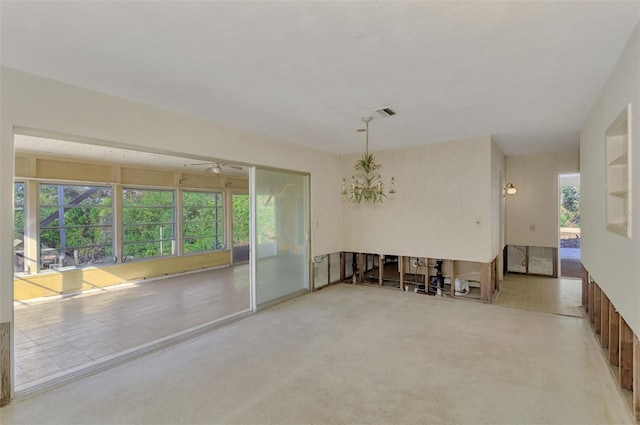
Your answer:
[580,23,640,335]
[342,136,499,263]
[505,150,580,247]
[491,140,507,279]
[0,67,343,323]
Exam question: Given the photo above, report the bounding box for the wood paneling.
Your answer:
[581,265,588,307]
[619,317,634,391]
[226,177,249,189]
[600,294,610,348]
[121,167,175,187]
[609,305,620,367]
[180,173,225,189]
[634,335,640,421]
[587,282,596,323]
[0,322,9,407]
[399,256,404,291]
[548,266,639,419]
[594,285,602,335]
[481,262,492,303]
[37,158,114,182]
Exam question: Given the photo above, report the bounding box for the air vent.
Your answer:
[375,107,396,117]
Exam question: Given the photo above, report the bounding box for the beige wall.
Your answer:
[505,150,579,248]
[580,23,639,335]
[342,136,501,263]
[491,140,507,279]
[0,67,343,323]
[14,251,230,300]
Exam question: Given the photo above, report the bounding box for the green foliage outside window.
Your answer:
[123,189,175,259]
[560,186,580,228]
[14,182,25,243]
[232,194,249,247]
[16,182,237,271]
[183,191,224,253]
[39,184,113,267]
[14,182,25,272]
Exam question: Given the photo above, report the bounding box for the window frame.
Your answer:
[182,189,225,254]
[121,187,176,261]
[38,182,115,269]
[13,181,26,273]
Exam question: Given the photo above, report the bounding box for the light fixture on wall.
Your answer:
[505,183,517,195]
[341,116,395,204]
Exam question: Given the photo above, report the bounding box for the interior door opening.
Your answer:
[559,173,581,278]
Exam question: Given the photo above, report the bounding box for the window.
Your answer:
[14,181,25,273]
[183,191,224,253]
[123,188,175,259]
[39,184,113,268]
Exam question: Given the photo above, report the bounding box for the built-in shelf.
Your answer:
[608,189,628,197]
[605,104,632,238]
[608,153,628,167]
[607,222,628,237]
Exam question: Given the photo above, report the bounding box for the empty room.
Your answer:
[1,1,639,424]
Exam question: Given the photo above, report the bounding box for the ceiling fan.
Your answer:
[185,162,243,174]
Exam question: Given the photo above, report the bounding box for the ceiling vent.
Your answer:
[375,107,396,117]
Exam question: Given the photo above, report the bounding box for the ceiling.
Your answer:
[14,134,248,177]
[1,1,639,157]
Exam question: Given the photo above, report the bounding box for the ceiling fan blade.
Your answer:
[219,163,243,171]
[186,162,214,166]
[204,166,214,172]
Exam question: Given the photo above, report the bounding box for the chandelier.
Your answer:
[342,116,395,204]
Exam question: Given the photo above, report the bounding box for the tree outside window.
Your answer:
[183,191,224,253]
[122,188,175,260]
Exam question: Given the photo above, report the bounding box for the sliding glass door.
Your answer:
[253,168,309,308]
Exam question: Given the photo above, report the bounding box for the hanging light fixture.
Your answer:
[342,117,395,204]
[505,183,517,195]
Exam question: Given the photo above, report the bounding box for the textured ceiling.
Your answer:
[1,1,639,157]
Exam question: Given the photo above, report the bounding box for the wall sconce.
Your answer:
[505,183,517,195]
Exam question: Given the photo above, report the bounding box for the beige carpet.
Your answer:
[3,283,630,424]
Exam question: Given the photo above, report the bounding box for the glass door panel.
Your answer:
[232,192,250,263]
[254,169,309,307]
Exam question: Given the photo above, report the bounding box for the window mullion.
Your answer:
[113,184,123,263]
[176,188,183,256]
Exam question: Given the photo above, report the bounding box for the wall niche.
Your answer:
[605,104,632,237]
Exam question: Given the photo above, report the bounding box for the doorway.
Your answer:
[232,192,250,264]
[559,173,581,278]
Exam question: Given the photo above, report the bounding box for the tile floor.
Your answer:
[13,264,250,389]
[494,273,583,317]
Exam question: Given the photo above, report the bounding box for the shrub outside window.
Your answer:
[183,191,224,253]
[14,181,25,273]
[122,188,175,260]
[39,184,113,268]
